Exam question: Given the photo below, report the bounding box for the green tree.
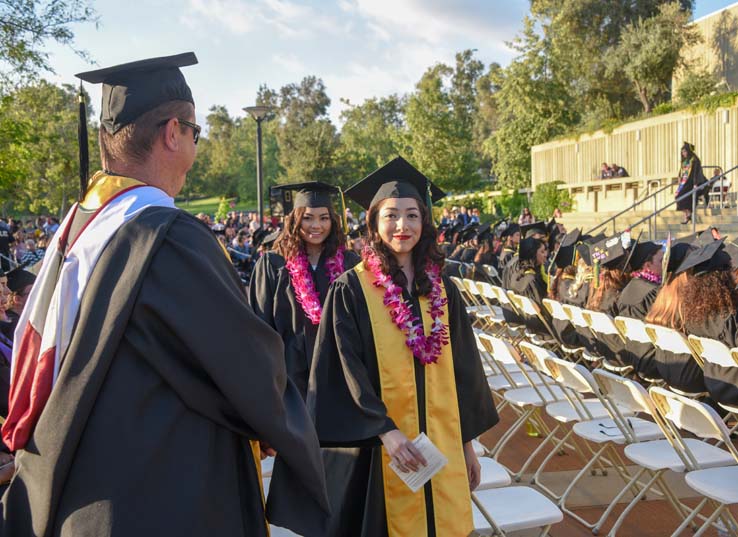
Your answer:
[484,18,579,190]
[675,68,720,105]
[334,94,404,187]
[0,80,99,215]
[0,0,98,89]
[530,181,573,219]
[402,50,484,192]
[605,2,699,113]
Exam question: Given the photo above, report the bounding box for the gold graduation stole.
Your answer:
[355,264,473,537]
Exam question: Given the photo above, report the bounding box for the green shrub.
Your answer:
[530,181,573,220]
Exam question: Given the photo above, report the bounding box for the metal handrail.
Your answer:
[585,179,676,235]
[627,164,738,238]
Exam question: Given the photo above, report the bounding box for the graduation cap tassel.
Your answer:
[78,82,89,201]
[339,189,348,235]
[426,181,435,225]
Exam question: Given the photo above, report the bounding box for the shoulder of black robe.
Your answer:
[2,209,329,537]
[343,249,361,270]
[248,251,284,325]
[616,278,659,320]
[442,275,499,441]
[308,270,397,446]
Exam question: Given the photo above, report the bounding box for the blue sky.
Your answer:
[44,0,738,127]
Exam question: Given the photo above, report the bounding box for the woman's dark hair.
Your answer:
[515,238,545,281]
[548,265,576,300]
[474,237,494,264]
[680,269,738,327]
[273,205,345,260]
[364,197,444,296]
[587,267,630,312]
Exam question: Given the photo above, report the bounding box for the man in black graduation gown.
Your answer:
[1,54,329,537]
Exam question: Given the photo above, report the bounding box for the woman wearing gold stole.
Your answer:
[308,156,498,537]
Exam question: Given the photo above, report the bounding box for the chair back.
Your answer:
[542,298,569,322]
[478,333,522,368]
[543,355,596,395]
[644,323,694,356]
[490,285,513,306]
[507,291,539,317]
[582,310,621,338]
[614,316,652,345]
[592,369,655,417]
[477,281,497,302]
[562,304,589,329]
[688,335,736,369]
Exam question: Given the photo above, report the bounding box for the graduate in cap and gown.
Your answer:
[508,236,552,338]
[308,156,498,537]
[0,53,329,537]
[498,222,520,270]
[547,229,581,347]
[249,182,359,399]
[648,239,736,399]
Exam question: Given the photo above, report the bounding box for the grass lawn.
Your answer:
[175,196,256,215]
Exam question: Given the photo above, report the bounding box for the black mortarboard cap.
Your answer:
[667,242,696,274]
[458,223,479,243]
[675,238,731,275]
[260,229,281,249]
[546,218,559,236]
[592,234,627,268]
[576,243,592,266]
[344,156,445,210]
[521,221,547,239]
[476,222,493,241]
[500,223,520,239]
[551,228,581,270]
[581,233,605,245]
[627,241,662,271]
[76,52,198,134]
[348,222,367,239]
[6,268,36,293]
[75,52,198,199]
[270,182,339,209]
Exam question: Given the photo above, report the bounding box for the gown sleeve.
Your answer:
[444,276,499,442]
[248,252,276,326]
[308,277,397,447]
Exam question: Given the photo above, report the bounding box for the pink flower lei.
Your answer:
[286,247,345,324]
[631,268,662,284]
[363,248,449,365]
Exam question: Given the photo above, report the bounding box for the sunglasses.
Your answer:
[159,118,201,144]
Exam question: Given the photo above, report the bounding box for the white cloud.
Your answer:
[273,52,306,75]
[186,0,259,34]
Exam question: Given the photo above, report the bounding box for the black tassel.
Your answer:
[78,82,89,201]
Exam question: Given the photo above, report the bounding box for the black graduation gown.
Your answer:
[588,288,627,366]
[685,314,738,406]
[308,271,499,537]
[248,250,360,399]
[500,256,524,325]
[459,247,477,264]
[616,278,661,378]
[676,156,706,211]
[1,208,330,537]
[509,267,551,337]
[552,278,579,347]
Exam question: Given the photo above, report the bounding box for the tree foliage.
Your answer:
[0,0,97,89]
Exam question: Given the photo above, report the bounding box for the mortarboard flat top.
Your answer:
[476,222,493,241]
[628,241,662,271]
[551,228,582,270]
[348,222,367,239]
[521,221,547,239]
[271,182,339,209]
[458,223,479,243]
[261,229,282,249]
[6,268,36,292]
[675,238,731,275]
[591,234,627,268]
[344,156,445,210]
[500,223,520,239]
[76,52,198,134]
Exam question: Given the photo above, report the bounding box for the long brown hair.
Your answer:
[587,267,630,312]
[645,272,689,331]
[364,198,444,296]
[549,266,576,300]
[273,205,345,260]
[680,270,738,327]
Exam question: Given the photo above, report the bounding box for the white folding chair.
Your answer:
[614,315,663,385]
[562,304,602,365]
[647,387,738,537]
[542,298,584,357]
[506,291,559,349]
[489,284,526,340]
[645,323,707,398]
[472,486,563,536]
[688,335,738,435]
[581,309,633,375]
[473,281,508,334]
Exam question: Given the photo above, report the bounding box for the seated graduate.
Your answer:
[586,234,631,318]
[308,156,499,537]
[548,228,582,347]
[248,182,359,399]
[651,240,738,403]
[472,224,498,281]
[508,237,553,338]
[498,222,520,271]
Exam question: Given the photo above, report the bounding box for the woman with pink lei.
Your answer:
[307,157,498,537]
[248,182,359,399]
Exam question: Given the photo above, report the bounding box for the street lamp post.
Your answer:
[244,105,273,230]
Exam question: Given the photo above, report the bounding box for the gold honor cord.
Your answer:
[355,264,473,537]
